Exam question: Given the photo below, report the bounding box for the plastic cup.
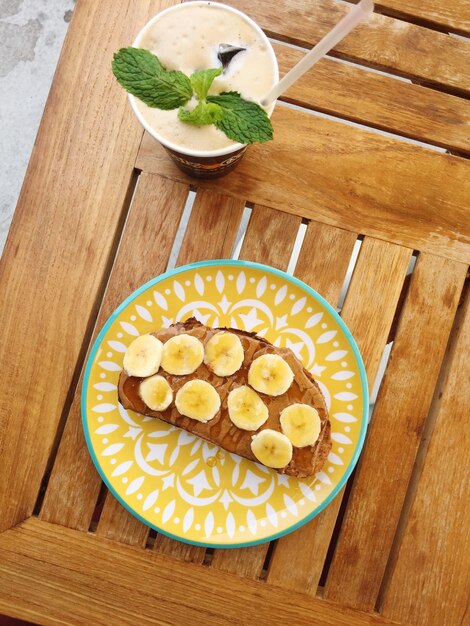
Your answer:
[128,1,278,179]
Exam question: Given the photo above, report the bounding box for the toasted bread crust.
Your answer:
[119,318,332,477]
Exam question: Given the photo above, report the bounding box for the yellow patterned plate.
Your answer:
[82,260,368,547]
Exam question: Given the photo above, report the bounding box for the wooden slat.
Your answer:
[211,205,301,579]
[274,43,470,154]
[238,204,302,269]
[0,519,403,626]
[293,221,358,306]
[176,189,246,265]
[41,173,189,530]
[382,287,470,626]
[136,104,470,265]
[211,545,268,581]
[151,188,246,564]
[0,0,163,534]
[95,496,149,547]
[96,494,149,547]
[267,237,411,592]
[226,0,470,92]
[153,533,206,563]
[324,254,467,610]
[373,0,470,34]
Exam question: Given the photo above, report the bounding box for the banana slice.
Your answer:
[204,331,244,376]
[161,333,204,375]
[248,354,294,396]
[123,334,163,377]
[280,404,321,447]
[175,379,221,422]
[139,375,173,411]
[251,429,293,468]
[227,385,269,430]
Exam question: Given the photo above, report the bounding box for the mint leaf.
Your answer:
[190,67,223,100]
[207,91,273,144]
[112,47,192,110]
[178,101,223,126]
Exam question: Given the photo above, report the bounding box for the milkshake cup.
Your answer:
[127,1,278,178]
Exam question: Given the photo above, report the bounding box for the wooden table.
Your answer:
[1,1,469,624]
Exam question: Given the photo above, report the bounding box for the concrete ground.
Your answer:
[0,0,74,256]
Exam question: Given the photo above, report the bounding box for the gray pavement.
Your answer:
[0,0,74,256]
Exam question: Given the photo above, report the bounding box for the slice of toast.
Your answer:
[118,318,331,478]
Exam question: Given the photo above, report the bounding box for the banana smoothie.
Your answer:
[131,1,278,153]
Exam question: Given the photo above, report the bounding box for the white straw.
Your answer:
[261,0,374,106]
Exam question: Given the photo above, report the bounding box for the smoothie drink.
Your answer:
[128,2,278,177]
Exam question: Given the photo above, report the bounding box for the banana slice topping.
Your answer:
[251,429,293,468]
[227,385,268,431]
[161,333,204,375]
[280,403,321,447]
[175,379,221,422]
[123,334,163,378]
[204,331,244,377]
[248,353,294,396]
[139,374,173,411]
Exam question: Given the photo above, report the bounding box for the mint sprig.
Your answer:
[190,67,223,100]
[112,48,192,110]
[207,91,273,144]
[112,47,273,144]
[178,101,224,126]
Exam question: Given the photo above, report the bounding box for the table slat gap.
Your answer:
[259,539,277,580]
[231,205,253,260]
[317,467,357,589]
[367,341,392,423]
[144,528,158,551]
[386,253,418,343]
[165,189,197,272]
[446,148,470,160]
[203,547,214,566]
[375,277,469,613]
[88,482,108,534]
[286,221,308,275]
[406,75,470,101]
[336,239,363,313]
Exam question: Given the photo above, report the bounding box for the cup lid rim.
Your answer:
[127,0,279,159]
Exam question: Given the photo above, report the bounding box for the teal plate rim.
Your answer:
[81,259,369,549]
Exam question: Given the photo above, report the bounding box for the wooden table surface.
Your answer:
[1,1,469,625]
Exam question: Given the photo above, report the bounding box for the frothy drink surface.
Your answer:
[135,3,277,151]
